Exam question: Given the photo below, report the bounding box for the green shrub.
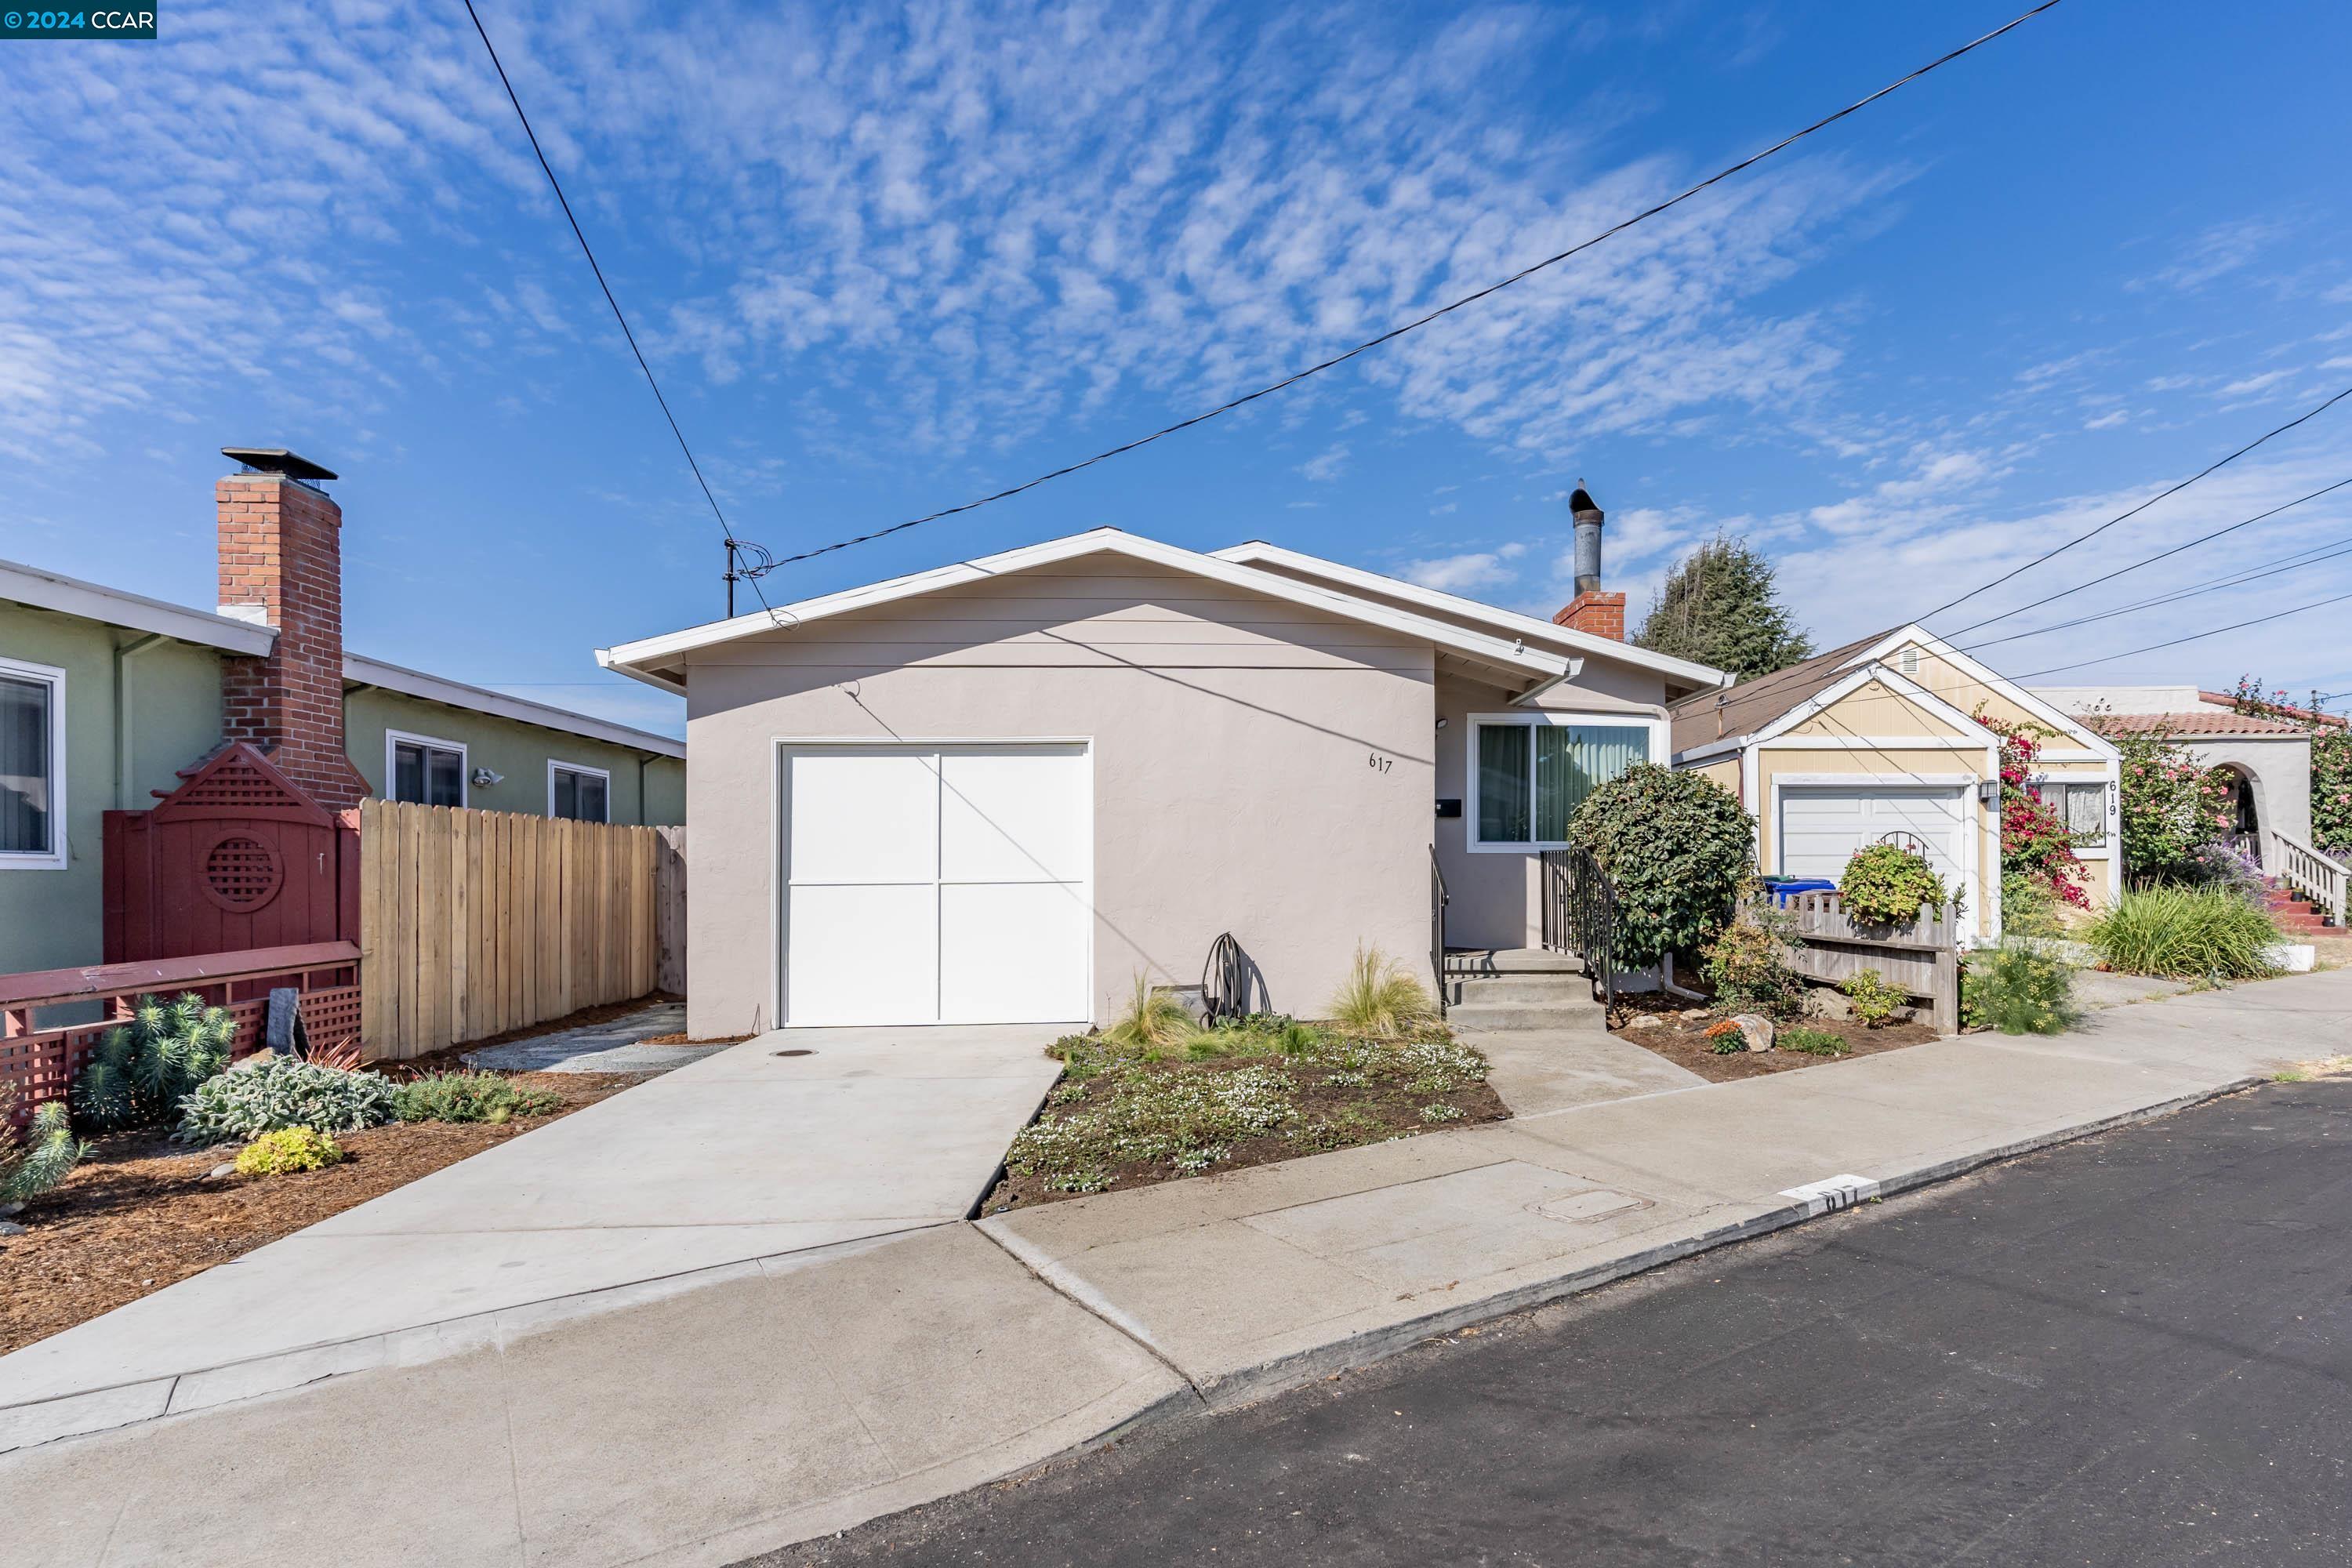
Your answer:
[1102,975,1196,1052]
[390,1071,561,1125]
[1,1090,87,1209]
[1837,843,1949,927]
[2001,869,2063,938]
[1962,941,2079,1035]
[1568,764,1756,969]
[1839,969,1906,1027]
[2088,886,2283,979]
[71,993,235,1134]
[1699,905,1807,1021]
[1327,946,1437,1038]
[176,1056,397,1143]
[234,1126,343,1176]
[1780,1025,1849,1056]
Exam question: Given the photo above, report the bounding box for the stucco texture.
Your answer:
[681,557,1445,1036]
[344,688,684,826]
[0,605,224,975]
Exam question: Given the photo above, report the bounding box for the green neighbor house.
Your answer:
[1,448,684,978]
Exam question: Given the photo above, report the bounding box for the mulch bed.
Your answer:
[0,1071,638,1356]
[982,1057,1508,1215]
[1611,1003,1940,1083]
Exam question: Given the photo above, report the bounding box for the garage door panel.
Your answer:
[786,883,939,1026]
[938,882,1090,1023]
[938,749,1088,884]
[788,752,938,884]
[1779,787,1965,883]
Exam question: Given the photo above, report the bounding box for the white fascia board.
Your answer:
[0,557,276,656]
[347,653,684,757]
[1853,626,2122,760]
[598,527,1570,688]
[1748,661,1998,750]
[1672,732,1755,766]
[1211,539,1733,690]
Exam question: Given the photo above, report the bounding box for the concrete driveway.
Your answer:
[0,1023,1065,1450]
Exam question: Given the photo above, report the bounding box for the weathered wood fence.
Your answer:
[358,801,666,1060]
[655,825,688,995]
[1752,890,1962,1034]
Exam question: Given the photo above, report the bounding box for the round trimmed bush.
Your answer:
[1568,763,1757,969]
[1837,842,1950,927]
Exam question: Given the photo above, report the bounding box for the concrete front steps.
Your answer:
[2263,890,2338,938]
[1442,948,1607,1031]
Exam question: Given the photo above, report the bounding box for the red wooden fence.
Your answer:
[0,942,361,1128]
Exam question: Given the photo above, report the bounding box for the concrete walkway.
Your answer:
[5,974,2347,1567]
[0,1023,1064,1452]
[1466,1024,1706,1116]
[462,1000,728,1074]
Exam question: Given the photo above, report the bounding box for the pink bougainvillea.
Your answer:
[1978,710,2091,908]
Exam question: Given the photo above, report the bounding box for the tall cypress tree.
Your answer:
[1634,532,1813,681]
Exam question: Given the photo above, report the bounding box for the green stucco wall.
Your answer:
[343,687,684,827]
[0,604,226,975]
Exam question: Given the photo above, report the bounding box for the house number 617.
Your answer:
[1367,753,1393,773]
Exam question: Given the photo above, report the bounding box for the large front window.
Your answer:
[0,659,64,867]
[2031,779,2109,848]
[1472,717,1652,847]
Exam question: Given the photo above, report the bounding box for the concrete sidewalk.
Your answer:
[0,1023,1063,1453]
[4,973,2345,1567]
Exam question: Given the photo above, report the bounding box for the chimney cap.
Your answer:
[222,447,338,484]
[1568,485,1601,516]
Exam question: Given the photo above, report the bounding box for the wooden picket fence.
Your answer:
[358,800,662,1060]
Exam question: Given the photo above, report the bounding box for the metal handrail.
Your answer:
[1541,848,1619,1011]
[1428,845,1450,1016]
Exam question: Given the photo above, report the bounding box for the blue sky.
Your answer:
[5,0,2350,739]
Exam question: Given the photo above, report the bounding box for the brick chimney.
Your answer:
[1552,485,1626,640]
[216,448,368,809]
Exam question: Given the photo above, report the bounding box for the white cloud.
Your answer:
[1400,550,1516,592]
[2219,368,2293,397]
[2083,410,2128,430]
[2137,217,2289,292]
[1301,441,1351,482]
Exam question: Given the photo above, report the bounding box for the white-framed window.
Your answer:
[1467,711,1661,851]
[549,760,611,823]
[0,655,67,869]
[2031,777,2111,849]
[386,729,466,808]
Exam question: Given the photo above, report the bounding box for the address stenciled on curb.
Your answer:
[1779,1174,1882,1216]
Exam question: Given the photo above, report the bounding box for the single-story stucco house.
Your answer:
[1,448,685,978]
[1671,628,2125,942]
[597,493,1729,1036]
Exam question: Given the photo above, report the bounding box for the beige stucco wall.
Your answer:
[1429,664,1673,952]
[681,556,1439,1036]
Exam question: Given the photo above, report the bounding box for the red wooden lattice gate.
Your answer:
[103,742,359,964]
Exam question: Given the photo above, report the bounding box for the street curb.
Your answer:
[944,1070,2270,1484]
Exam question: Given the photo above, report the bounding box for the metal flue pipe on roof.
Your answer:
[1570,487,1605,596]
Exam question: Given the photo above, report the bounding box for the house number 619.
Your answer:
[1367,753,1393,773]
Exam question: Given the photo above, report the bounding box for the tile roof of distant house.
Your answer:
[2087,709,2316,738]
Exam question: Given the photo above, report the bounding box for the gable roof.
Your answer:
[2089,709,2314,739]
[1210,540,1730,692]
[1669,631,1884,756]
[1671,625,2120,762]
[343,655,684,757]
[597,528,1581,696]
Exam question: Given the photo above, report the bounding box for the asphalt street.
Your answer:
[762,1076,2352,1567]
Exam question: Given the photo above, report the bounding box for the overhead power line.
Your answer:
[2008,587,2352,680]
[1958,528,2352,651]
[1945,477,2352,638]
[767,1,2067,572]
[461,0,786,623]
[1917,383,2352,626]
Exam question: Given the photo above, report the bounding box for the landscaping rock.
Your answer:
[1732,1014,1776,1052]
[1806,987,1854,1020]
[0,1220,25,1236]
[1677,1008,1711,1022]
[208,1163,238,1181]
[1627,1014,1664,1030]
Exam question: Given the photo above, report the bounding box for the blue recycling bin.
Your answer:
[1765,878,1837,905]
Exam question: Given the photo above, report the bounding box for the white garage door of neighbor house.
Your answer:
[1778,786,1967,887]
[782,745,1092,1027]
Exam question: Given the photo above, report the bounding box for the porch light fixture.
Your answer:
[1976,779,2000,804]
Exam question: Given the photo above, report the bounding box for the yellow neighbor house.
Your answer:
[1670,626,2123,944]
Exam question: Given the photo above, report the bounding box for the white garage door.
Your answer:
[1778,786,1967,887]
[783,745,1092,1026]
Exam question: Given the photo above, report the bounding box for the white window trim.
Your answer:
[383,728,469,808]
[0,655,67,870]
[2029,773,2117,858]
[1465,710,1668,854]
[548,759,613,823]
